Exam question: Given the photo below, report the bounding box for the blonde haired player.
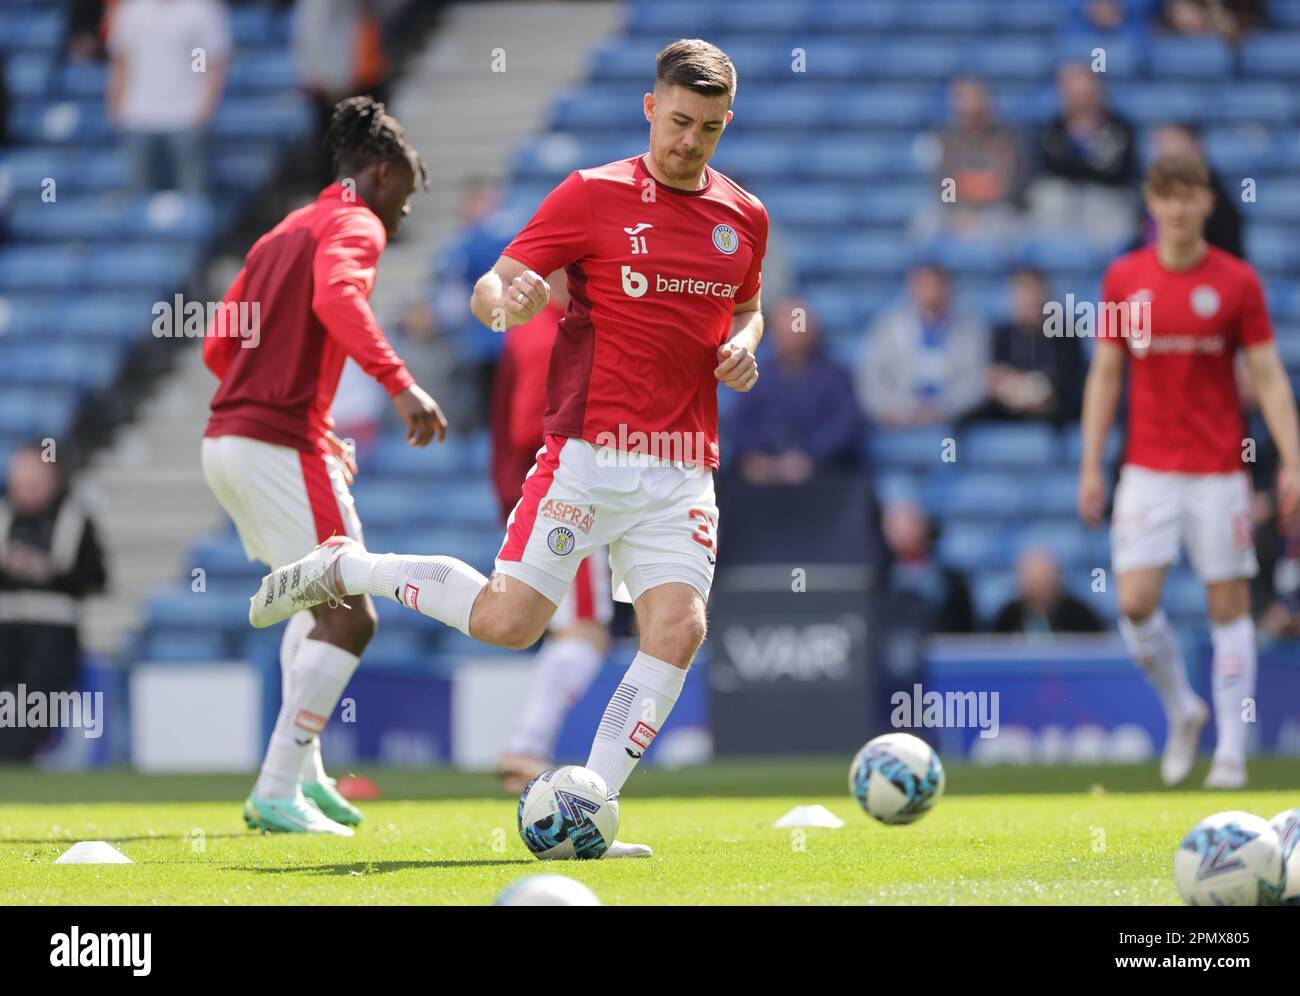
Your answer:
[1079,153,1300,789]
[247,40,767,856]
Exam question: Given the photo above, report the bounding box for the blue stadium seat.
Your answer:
[1054,36,1142,78]
[1108,83,1207,125]
[1148,37,1233,79]
[870,425,957,470]
[936,521,1005,572]
[0,246,85,291]
[1012,520,1092,567]
[4,51,53,98]
[970,569,1020,626]
[624,1,721,36]
[143,630,230,662]
[1241,34,1300,78]
[1208,83,1296,126]
[933,472,1032,519]
[964,40,1055,81]
[962,422,1057,468]
[1246,226,1296,274]
[863,41,964,81]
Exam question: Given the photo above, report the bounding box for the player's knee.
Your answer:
[492,614,547,650]
[647,611,707,665]
[1118,594,1160,626]
[318,599,377,653]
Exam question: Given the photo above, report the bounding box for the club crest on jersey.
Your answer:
[547,527,576,556]
[1191,284,1221,318]
[711,223,739,255]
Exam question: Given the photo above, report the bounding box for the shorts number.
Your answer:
[689,508,716,551]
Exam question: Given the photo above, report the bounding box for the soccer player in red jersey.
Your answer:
[1078,153,1300,789]
[203,97,446,833]
[251,40,767,856]
[489,272,614,795]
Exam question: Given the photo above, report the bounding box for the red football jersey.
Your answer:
[501,155,768,470]
[1099,245,1274,473]
[203,184,414,457]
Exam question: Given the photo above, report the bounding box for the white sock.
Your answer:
[255,639,359,799]
[279,611,328,783]
[584,651,686,793]
[1210,614,1256,765]
[506,636,605,757]
[338,550,485,636]
[1118,610,1200,723]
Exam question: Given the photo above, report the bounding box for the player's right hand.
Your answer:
[392,384,447,447]
[502,270,550,323]
[1077,466,1106,527]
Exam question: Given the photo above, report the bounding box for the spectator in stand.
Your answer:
[1136,123,1243,257]
[66,0,111,62]
[295,0,392,188]
[1064,0,1161,37]
[1026,61,1138,248]
[930,77,1026,241]
[107,0,230,195]
[1161,0,1266,43]
[0,444,108,762]
[387,299,476,432]
[726,297,861,486]
[986,268,1087,425]
[992,547,1104,636]
[882,499,974,634]
[856,263,989,427]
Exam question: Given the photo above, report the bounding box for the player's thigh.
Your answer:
[471,573,559,648]
[1110,464,1181,579]
[1185,471,1257,589]
[1115,565,1168,621]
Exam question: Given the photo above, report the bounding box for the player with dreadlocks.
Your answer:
[201,96,445,834]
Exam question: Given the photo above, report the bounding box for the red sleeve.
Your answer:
[502,171,592,275]
[311,210,415,397]
[1096,263,1128,351]
[1236,264,1274,349]
[203,266,248,380]
[737,203,768,303]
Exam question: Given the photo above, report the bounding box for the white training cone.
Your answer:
[773,804,845,829]
[55,841,133,864]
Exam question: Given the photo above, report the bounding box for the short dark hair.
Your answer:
[1145,152,1210,195]
[325,95,428,189]
[655,39,737,107]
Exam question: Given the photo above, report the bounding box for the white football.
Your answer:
[494,874,602,906]
[848,732,945,825]
[1269,807,1300,906]
[517,765,619,860]
[1173,810,1285,906]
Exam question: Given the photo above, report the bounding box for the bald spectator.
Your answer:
[857,264,989,427]
[726,298,861,485]
[882,500,974,634]
[992,548,1104,635]
[0,444,107,761]
[1027,62,1138,248]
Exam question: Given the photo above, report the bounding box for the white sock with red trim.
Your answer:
[506,636,606,757]
[584,651,687,793]
[279,611,329,783]
[255,639,358,800]
[1118,610,1201,723]
[338,550,487,636]
[1210,614,1256,765]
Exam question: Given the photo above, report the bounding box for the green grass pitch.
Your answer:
[2,758,1297,905]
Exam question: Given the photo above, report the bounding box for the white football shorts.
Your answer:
[1110,463,1257,583]
[495,435,719,607]
[201,435,363,569]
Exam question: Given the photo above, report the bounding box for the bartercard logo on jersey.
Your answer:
[618,265,741,300]
[711,223,739,254]
[539,499,596,535]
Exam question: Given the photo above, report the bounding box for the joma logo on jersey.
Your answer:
[619,265,740,299]
[539,499,595,535]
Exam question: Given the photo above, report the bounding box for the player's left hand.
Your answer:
[1278,463,1300,529]
[325,431,358,485]
[715,341,758,392]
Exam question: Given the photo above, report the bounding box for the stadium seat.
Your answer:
[961,422,1057,468]
[1147,37,1233,79]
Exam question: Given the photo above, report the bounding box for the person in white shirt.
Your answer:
[107,0,230,195]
